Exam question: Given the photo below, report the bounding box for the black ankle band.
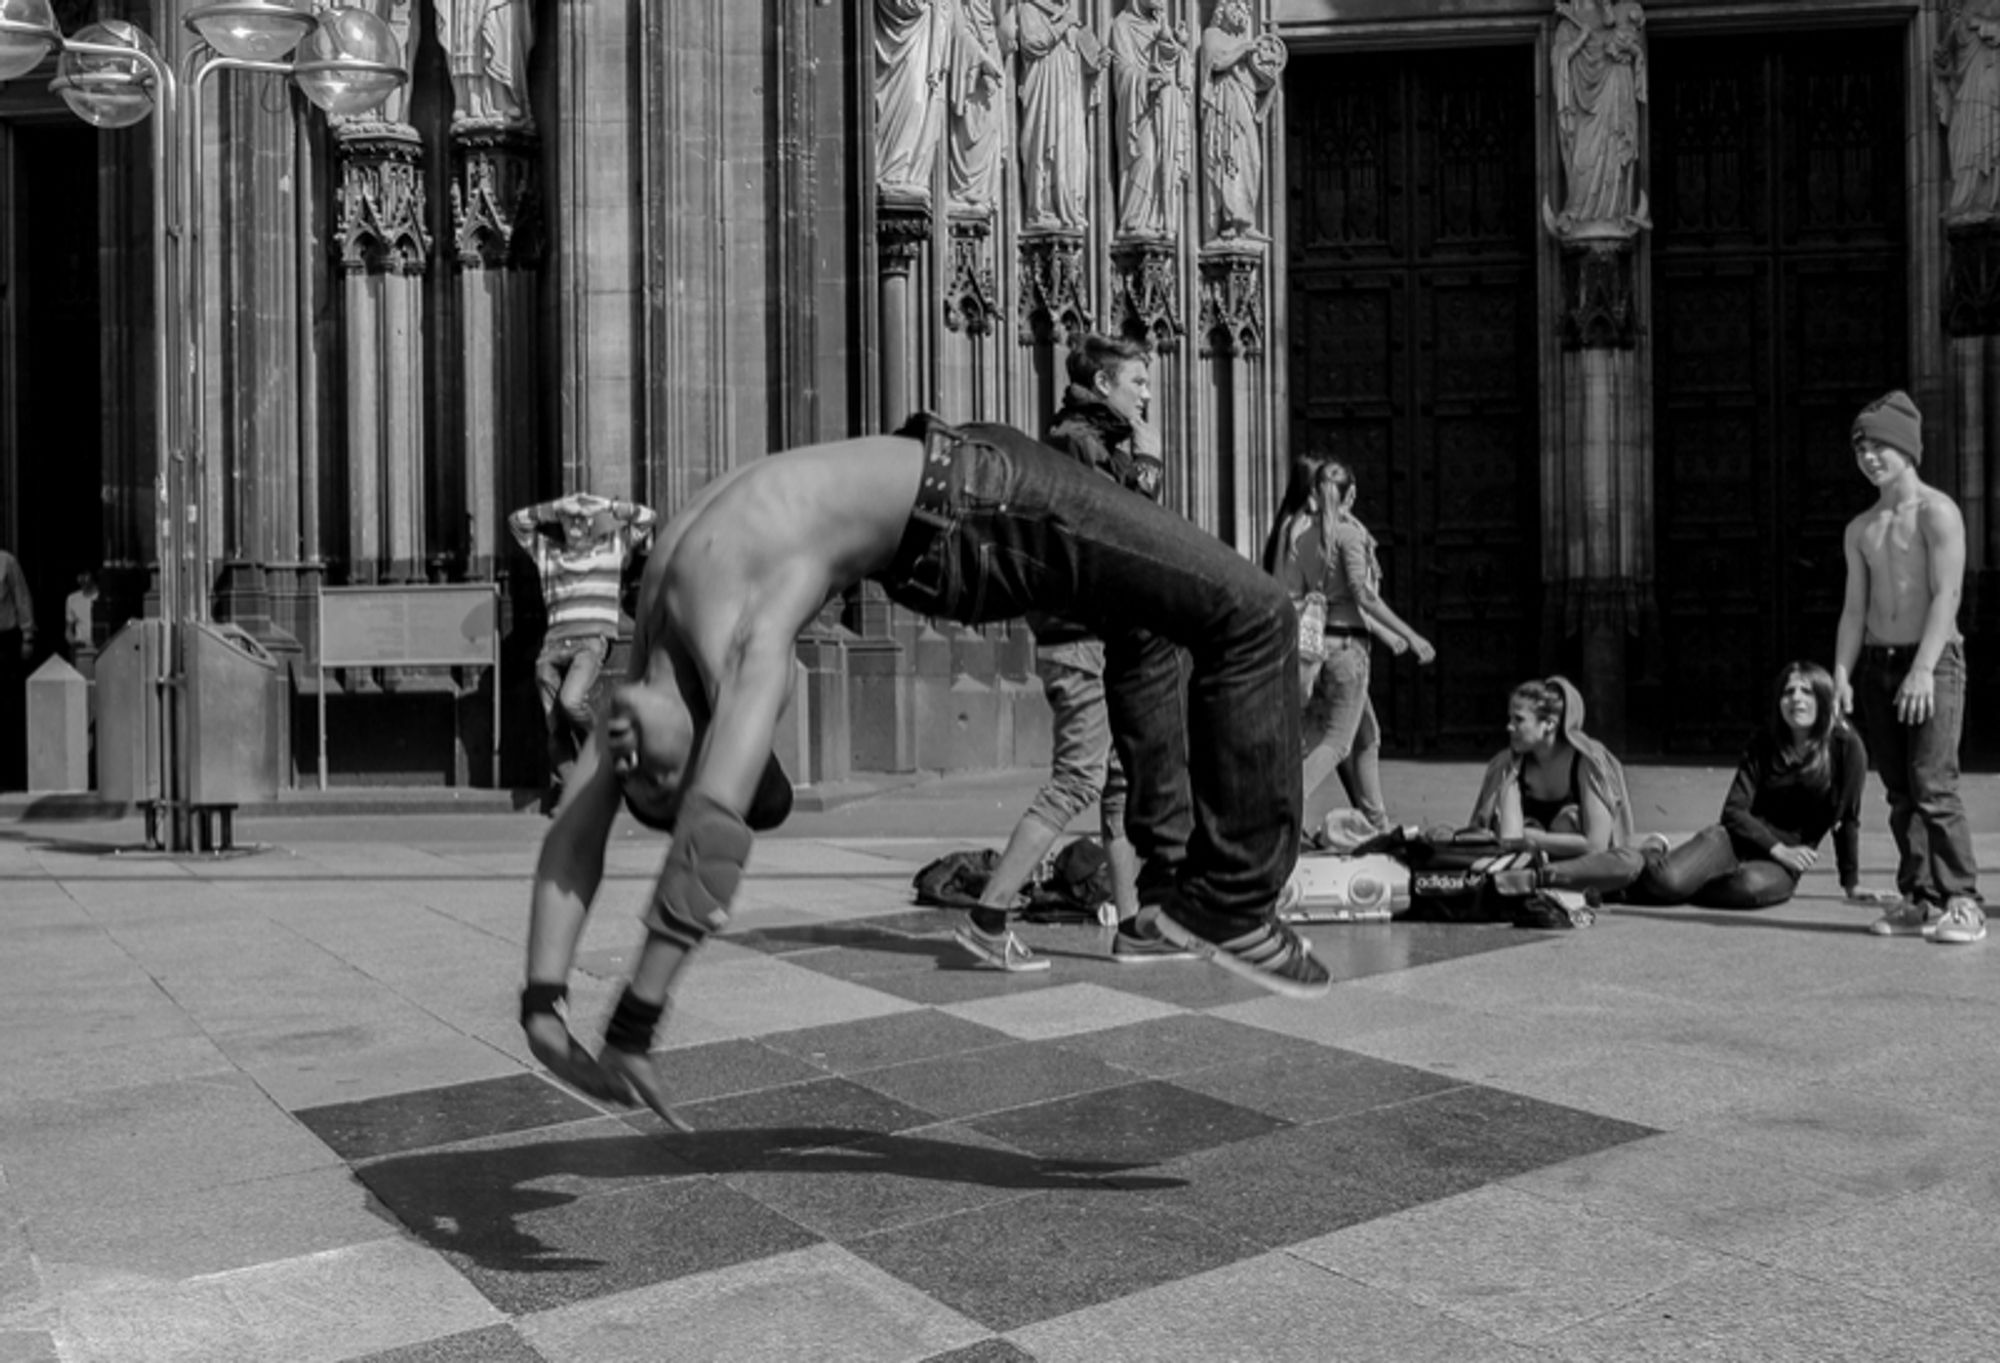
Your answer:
[603,987,666,1054]
[518,981,568,1029]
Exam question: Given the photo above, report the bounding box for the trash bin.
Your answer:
[96,618,167,804]
[187,621,281,806]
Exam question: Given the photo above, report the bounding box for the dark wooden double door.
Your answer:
[1286,33,1909,757]
[1649,29,1908,752]
[1285,46,1540,755]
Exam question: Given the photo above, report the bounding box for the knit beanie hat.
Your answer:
[1852,390,1922,464]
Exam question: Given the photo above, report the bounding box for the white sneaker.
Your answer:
[1868,901,1933,938]
[1930,897,1987,945]
[952,923,1051,972]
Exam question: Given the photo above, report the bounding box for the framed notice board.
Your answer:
[317,585,501,788]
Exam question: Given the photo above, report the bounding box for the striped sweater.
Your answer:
[509,502,657,641]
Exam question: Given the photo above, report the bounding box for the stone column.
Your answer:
[941,209,1001,421]
[1197,242,1268,548]
[450,125,542,582]
[878,200,932,431]
[1113,236,1187,501]
[1540,0,1654,747]
[1946,223,2000,610]
[332,125,431,584]
[1017,230,1091,431]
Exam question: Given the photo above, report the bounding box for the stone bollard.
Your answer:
[26,655,90,793]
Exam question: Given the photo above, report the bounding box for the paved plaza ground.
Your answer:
[1,760,1997,1362]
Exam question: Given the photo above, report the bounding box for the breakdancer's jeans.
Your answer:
[876,417,1301,938]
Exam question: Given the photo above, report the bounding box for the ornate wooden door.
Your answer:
[1650,30,1906,752]
[1286,47,1540,754]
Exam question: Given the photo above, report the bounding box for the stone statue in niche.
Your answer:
[947,0,1010,213]
[1111,0,1193,239]
[1009,0,1105,231]
[435,0,536,130]
[877,0,948,206]
[1199,0,1285,244]
[1937,0,2000,226]
[1545,0,1650,239]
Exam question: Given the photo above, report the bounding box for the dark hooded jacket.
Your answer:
[1031,386,1165,645]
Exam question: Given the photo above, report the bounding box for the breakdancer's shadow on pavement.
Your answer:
[354,1124,1187,1274]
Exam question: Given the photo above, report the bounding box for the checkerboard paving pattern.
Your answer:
[295,914,1656,1362]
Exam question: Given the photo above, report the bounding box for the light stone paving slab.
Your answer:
[1763,1185,2000,1337]
[240,1033,525,1111]
[1682,1082,1993,1199]
[1501,1130,1876,1257]
[747,842,933,876]
[1486,1044,1822,1131]
[1289,1184,1729,1343]
[0,1033,235,1104]
[940,982,1184,1041]
[1820,1033,2000,1120]
[1010,1249,1545,1363]
[0,1074,340,1221]
[520,1242,986,1363]
[664,953,919,1042]
[44,1236,498,1363]
[30,1168,398,1284]
[1542,1261,2000,1362]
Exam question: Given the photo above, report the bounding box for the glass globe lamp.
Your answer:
[0,0,56,82]
[51,21,160,130]
[184,0,315,63]
[290,6,403,118]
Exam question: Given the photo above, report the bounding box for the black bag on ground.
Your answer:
[911,849,1000,909]
[1021,836,1112,923]
[1397,828,1539,924]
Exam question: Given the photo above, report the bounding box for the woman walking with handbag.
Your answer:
[1262,453,1434,832]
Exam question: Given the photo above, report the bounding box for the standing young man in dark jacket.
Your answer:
[957,334,1198,970]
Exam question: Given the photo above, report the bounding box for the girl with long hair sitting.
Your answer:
[1625,661,1874,908]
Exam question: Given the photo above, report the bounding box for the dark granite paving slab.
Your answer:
[722,919,920,956]
[1053,1012,1323,1079]
[963,1078,1289,1166]
[849,1187,1261,1332]
[435,1175,821,1315]
[629,1037,827,1103]
[293,1073,599,1162]
[919,1340,1036,1363]
[1303,920,1543,982]
[850,1040,1140,1121]
[348,1324,549,1363]
[722,1121,1094,1240]
[629,1076,942,1172]
[775,930,967,983]
[1170,1046,1466,1125]
[355,1117,699,1249]
[759,1007,1016,1075]
[1407,1083,1659,1168]
[843,959,1073,1006]
[1114,1118,1501,1248]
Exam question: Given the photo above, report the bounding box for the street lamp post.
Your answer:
[0,0,403,851]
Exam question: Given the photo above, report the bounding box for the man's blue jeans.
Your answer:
[1855,640,1980,906]
[1028,639,1128,841]
[877,418,1300,937]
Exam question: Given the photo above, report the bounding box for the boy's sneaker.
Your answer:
[1930,897,1987,945]
[1867,900,1933,937]
[1110,916,1198,964]
[953,923,1051,972]
[1148,907,1332,1000]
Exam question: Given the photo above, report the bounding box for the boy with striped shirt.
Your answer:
[511,493,657,810]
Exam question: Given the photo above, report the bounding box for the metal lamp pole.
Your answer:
[0,0,403,850]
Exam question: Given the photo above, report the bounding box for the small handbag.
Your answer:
[1296,592,1328,663]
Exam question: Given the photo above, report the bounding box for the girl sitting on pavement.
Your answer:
[1617,662,1882,910]
[1471,675,1646,899]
